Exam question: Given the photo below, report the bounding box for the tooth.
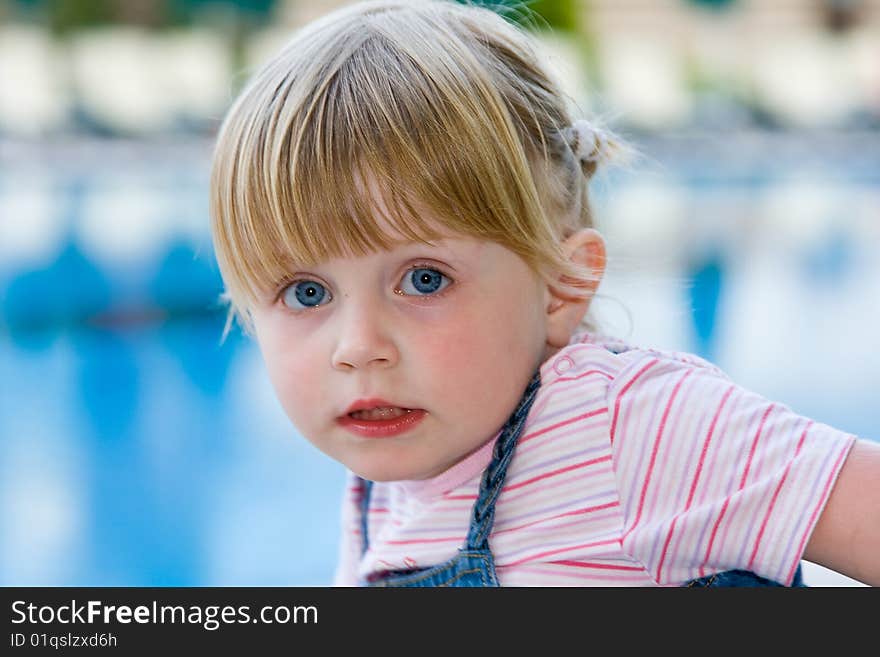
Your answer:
[352,407,410,420]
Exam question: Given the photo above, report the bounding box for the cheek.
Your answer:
[255,322,324,422]
[409,291,540,382]
[475,280,546,356]
[408,303,489,372]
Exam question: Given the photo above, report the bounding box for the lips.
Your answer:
[338,398,426,438]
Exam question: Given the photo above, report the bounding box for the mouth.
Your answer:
[346,406,415,421]
[337,400,427,438]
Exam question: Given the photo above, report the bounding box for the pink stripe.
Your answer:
[646,372,704,523]
[493,501,619,535]
[700,402,776,575]
[499,510,621,539]
[610,359,659,445]
[519,408,607,446]
[385,535,465,546]
[784,439,850,584]
[686,385,735,510]
[553,559,644,571]
[746,422,810,570]
[640,370,705,567]
[622,368,693,541]
[694,389,745,511]
[700,404,775,576]
[700,498,730,578]
[555,369,614,383]
[502,566,650,583]
[656,383,735,580]
[502,455,612,492]
[506,538,620,567]
[515,419,606,457]
[501,466,613,505]
[739,403,776,488]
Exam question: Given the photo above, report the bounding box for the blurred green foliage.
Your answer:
[523,0,578,31]
[459,0,579,32]
[9,0,277,33]
[10,0,584,33]
[687,0,737,8]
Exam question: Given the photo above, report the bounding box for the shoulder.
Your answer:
[539,332,744,458]
[541,331,730,395]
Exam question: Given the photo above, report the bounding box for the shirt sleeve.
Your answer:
[607,352,856,586]
[332,471,363,586]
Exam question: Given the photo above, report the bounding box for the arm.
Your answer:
[804,439,880,586]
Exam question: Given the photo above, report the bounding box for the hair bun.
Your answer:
[563,119,615,177]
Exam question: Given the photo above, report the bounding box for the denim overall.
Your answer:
[358,371,805,588]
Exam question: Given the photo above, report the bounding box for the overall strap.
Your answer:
[359,477,372,556]
[465,370,541,551]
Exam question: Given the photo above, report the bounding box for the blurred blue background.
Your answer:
[1,0,878,586]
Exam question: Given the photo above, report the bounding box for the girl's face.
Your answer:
[249,226,552,482]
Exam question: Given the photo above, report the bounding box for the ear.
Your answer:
[545,228,606,349]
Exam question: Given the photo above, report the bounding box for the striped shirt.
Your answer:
[334,332,856,586]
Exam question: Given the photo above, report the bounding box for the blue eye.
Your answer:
[282,280,331,309]
[399,268,450,296]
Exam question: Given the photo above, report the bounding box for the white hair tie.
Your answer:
[564,119,611,167]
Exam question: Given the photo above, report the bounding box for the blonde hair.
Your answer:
[210,0,621,334]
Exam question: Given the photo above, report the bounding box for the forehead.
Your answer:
[290,171,464,262]
[288,228,490,274]
[355,171,443,235]
[371,232,489,264]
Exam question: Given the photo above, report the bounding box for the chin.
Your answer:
[348,459,432,483]
[353,467,415,483]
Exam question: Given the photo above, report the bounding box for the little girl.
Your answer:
[209,0,879,586]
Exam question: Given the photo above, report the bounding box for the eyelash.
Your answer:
[276,263,454,311]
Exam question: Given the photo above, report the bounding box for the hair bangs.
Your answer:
[234,24,548,296]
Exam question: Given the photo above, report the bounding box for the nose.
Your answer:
[330,298,400,371]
